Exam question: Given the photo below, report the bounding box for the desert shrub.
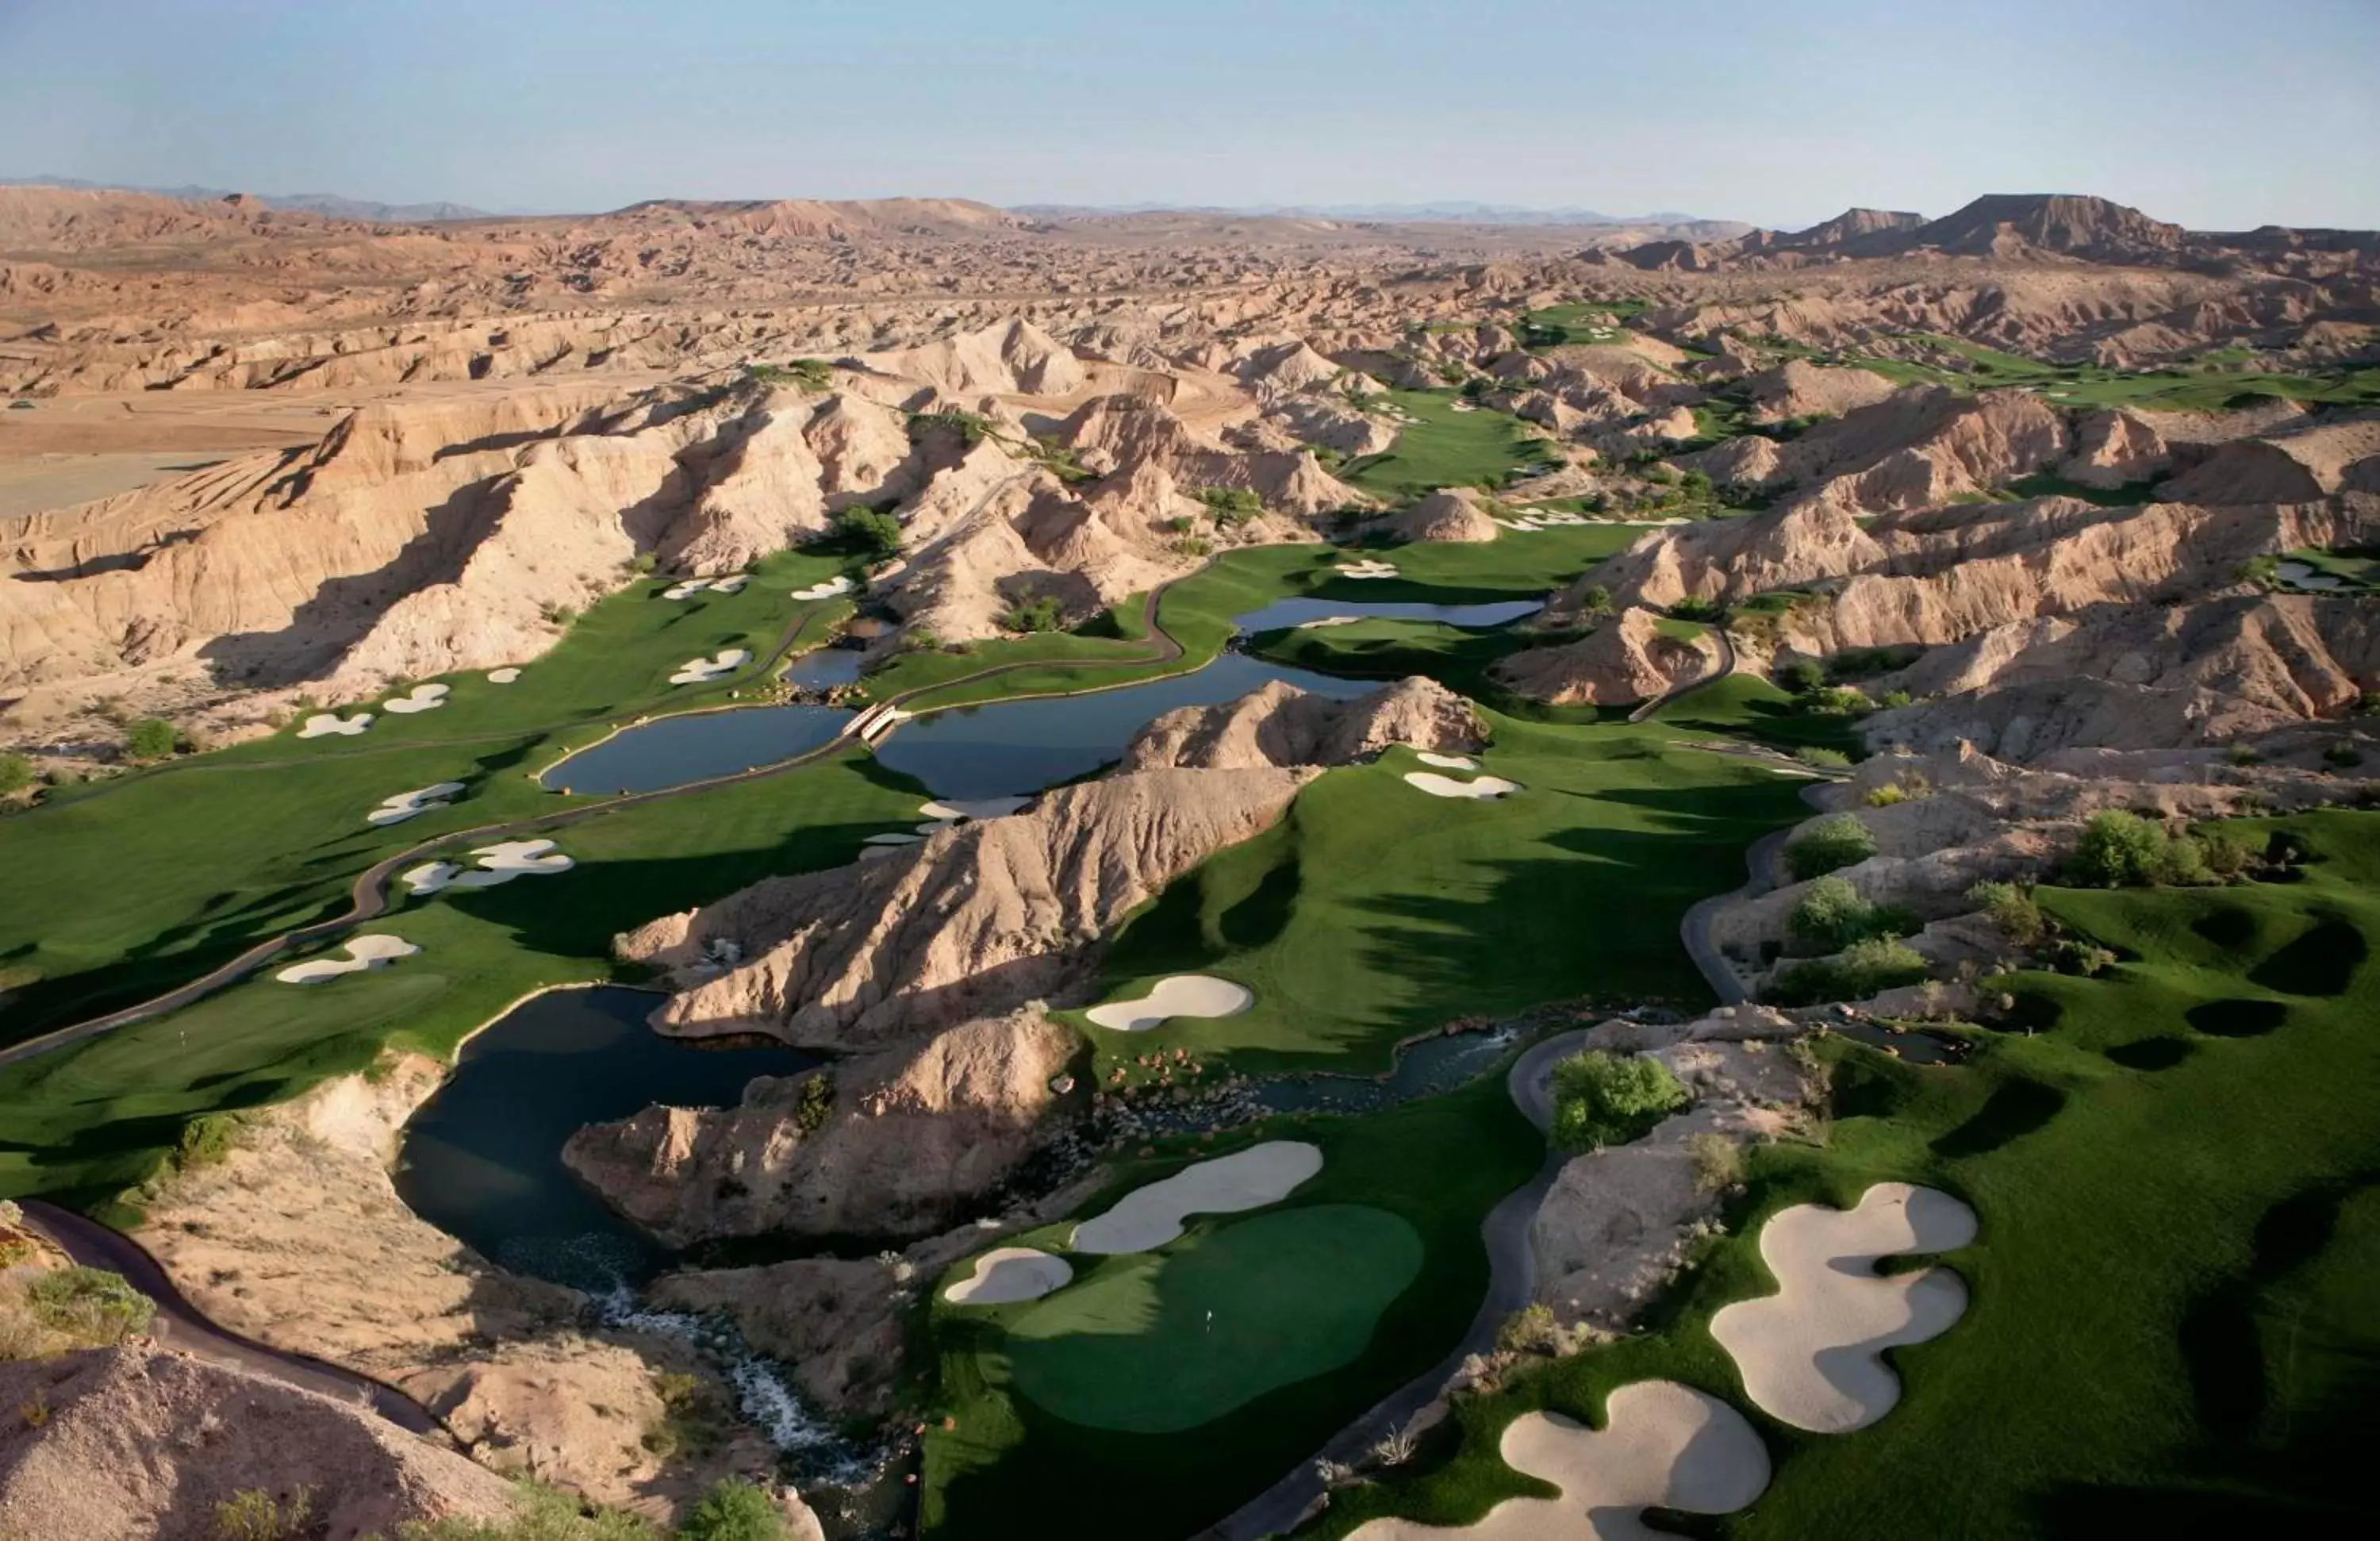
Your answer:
[124,717,180,762]
[0,753,29,796]
[677,1481,786,1541]
[399,1481,659,1540]
[2325,740,2366,768]
[999,595,1065,634]
[2070,811,2167,886]
[1576,582,1614,617]
[1864,782,1907,807]
[639,1371,725,1459]
[1496,1301,1563,1355]
[1795,746,1850,769]
[1687,1132,1744,1192]
[830,505,904,560]
[1777,659,1825,694]
[1967,880,2044,946]
[2226,741,2261,766]
[793,1073,835,1134]
[1879,689,1913,709]
[1767,937,1929,1007]
[174,1113,248,1171]
[1196,486,1265,527]
[28,1266,154,1346]
[1796,685,1874,717]
[1785,814,1876,881]
[214,1488,315,1541]
[1668,594,1722,622]
[1549,1051,1688,1152]
[1788,875,1910,952]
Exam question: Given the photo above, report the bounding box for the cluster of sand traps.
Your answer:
[1297,615,1361,628]
[401,839,576,896]
[1085,974,1254,1033]
[1414,751,1478,770]
[1338,559,1399,579]
[1710,1182,1977,1433]
[1491,509,1594,532]
[366,782,465,827]
[274,932,419,985]
[1349,1382,1770,1541]
[1070,1141,1323,1255]
[663,575,738,599]
[669,648,750,685]
[486,667,522,684]
[943,1247,1074,1305]
[1403,770,1522,799]
[296,712,373,739]
[791,575,858,601]
[382,683,450,715]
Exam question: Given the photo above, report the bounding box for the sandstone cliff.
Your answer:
[1119,676,1481,771]
[1493,607,1722,706]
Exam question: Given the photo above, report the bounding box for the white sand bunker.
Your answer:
[1070,1141,1323,1255]
[274,933,419,985]
[1349,1382,1769,1541]
[670,648,750,686]
[662,578,714,599]
[1415,751,1478,770]
[792,575,857,601]
[709,574,750,594]
[1710,1182,1977,1433]
[486,667,522,684]
[1086,974,1253,1033]
[1298,614,1361,628]
[919,797,1031,822]
[864,832,923,846]
[382,683,450,715]
[1338,558,1399,579]
[943,1247,1073,1305]
[1403,771,1522,799]
[296,712,373,740]
[401,839,576,896]
[366,782,466,827]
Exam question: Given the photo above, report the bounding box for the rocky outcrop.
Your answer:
[861,318,1086,398]
[1738,359,1900,425]
[1376,487,1501,543]
[0,1345,516,1541]
[620,767,1316,1048]
[2159,414,2380,505]
[1493,608,1722,706]
[563,1009,1079,1246]
[136,1057,779,1519]
[1119,676,1482,771]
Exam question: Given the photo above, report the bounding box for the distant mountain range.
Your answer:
[9,175,492,222]
[1012,201,1731,228]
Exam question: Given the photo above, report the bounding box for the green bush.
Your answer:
[1785,814,1877,881]
[1196,486,1265,528]
[1967,880,2044,946]
[1000,595,1065,633]
[0,752,30,795]
[793,1073,835,1135]
[1668,595,1722,622]
[214,1489,315,1541]
[1767,937,1929,1007]
[1549,1051,1688,1152]
[829,505,904,560]
[2064,811,2252,888]
[2325,740,2366,768]
[1576,582,1614,618]
[677,1479,787,1541]
[28,1266,155,1345]
[399,1481,658,1540]
[175,1113,247,1171]
[125,717,180,762]
[1778,659,1825,694]
[1788,875,1911,952]
[1795,746,1851,769]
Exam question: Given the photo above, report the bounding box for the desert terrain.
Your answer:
[1,182,2375,1541]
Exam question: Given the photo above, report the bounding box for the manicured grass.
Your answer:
[1772,332,2380,416]
[0,747,928,1214]
[1004,1205,1424,1433]
[1063,720,1810,1081]
[1342,390,1563,503]
[1518,302,1645,348]
[1250,618,1556,710]
[1643,671,1864,757]
[1306,809,2380,1537]
[0,551,857,1042]
[923,1072,1543,1540]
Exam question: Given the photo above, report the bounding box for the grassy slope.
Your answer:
[0,747,927,1215]
[1065,724,1810,1081]
[1307,809,2380,1537]
[1342,390,1562,503]
[0,550,856,1040]
[923,1074,1543,1541]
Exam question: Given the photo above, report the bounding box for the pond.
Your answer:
[1230,597,1544,633]
[393,986,815,1290]
[546,703,855,795]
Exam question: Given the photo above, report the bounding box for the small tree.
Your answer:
[1777,660,1826,694]
[1577,582,1614,619]
[2067,810,2167,887]
[1785,814,1876,881]
[125,717,180,762]
[678,1479,787,1541]
[1967,880,2044,946]
[830,505,904,561]
[0,752,30,796]
[1000,595,1065,633]
[1790,876,1872,951]
[1549,1051,1688,1152]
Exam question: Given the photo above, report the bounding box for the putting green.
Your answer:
[1004,1204,1423,1433]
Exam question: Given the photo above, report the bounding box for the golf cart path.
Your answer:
[1679,781,1829,1005]
[1199,1028,1591,1541]
[17,1199,447,1438]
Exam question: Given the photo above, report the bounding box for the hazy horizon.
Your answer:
[3,0,2377,231]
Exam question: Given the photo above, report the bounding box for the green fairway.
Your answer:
[0,548,856,1042]
[925,1073,1542,1540]
[1308,808,2380,1538]
[1004,1205,1424,1433]
[1761,331,2380,415]
[1341,390,1562,503]
[1067,721,1810,1081]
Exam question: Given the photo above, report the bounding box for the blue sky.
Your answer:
[3,0,2376,229]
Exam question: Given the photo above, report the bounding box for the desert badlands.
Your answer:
[0,164,2376,1541]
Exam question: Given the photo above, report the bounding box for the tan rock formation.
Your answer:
[1376,487,1501,543]
[0,1345,516,1541]
[620,767,1317,1047]
[1119,676,1482,771]
[1494,608,1722,706]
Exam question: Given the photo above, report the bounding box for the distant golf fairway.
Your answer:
[1006,1205,1424,1433]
